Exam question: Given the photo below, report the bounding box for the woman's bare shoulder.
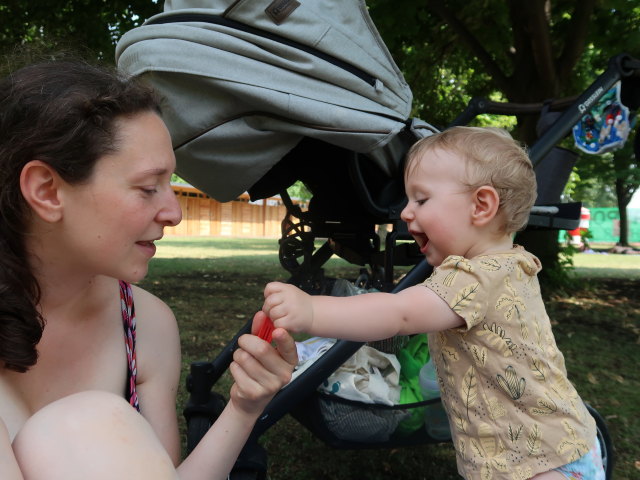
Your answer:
[129,284,175,319]
[127,284,181,381]
[128,284,179,345]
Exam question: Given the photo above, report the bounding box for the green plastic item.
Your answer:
[395,333,429,435]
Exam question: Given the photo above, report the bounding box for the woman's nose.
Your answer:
[158,188,183,226]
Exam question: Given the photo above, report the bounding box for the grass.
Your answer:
[572,247,640,278]
[138,236,640,480]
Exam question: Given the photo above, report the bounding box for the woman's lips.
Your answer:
[136,240,157,257]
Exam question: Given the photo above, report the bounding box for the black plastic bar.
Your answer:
[447,54,640,167]
[448,96,579,128]
[447,97,491,128]
[247,258,433,440]
[187,319,253,395]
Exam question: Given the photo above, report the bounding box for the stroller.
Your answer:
[116,1,638,477]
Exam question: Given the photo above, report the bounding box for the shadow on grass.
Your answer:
[139,245,639,480]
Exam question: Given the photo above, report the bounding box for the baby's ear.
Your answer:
[20,160,64,223]
[471,185,500,226]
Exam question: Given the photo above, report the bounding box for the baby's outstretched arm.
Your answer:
[263,281,464,341]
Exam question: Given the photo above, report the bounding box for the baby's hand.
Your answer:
[262,282,314,334]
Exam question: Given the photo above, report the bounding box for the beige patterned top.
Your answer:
[424,246,595,480]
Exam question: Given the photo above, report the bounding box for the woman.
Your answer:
[0,55,297,479]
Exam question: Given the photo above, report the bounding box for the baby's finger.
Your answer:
[261,292,281,316]
[263,281,285,298]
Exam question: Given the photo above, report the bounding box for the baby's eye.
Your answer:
[416,198,427,206]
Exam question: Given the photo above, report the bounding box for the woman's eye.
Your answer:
[141,187,158,195]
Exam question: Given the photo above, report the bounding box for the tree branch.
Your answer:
[556,0,597,84]
[509,0,557,94]
[425,0,510,92]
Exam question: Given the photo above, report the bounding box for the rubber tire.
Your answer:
[229,469,266,480]
[585,403,614,479]
[185,415,213,455]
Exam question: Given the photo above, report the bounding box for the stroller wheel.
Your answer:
[229,469,267,480]
[279,236,311,272]
[229,441,268,480]
[186,415,213,455]
[585,403,614,479]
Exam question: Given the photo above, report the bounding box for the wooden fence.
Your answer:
[165,184,302,237]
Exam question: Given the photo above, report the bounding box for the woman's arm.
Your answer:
[177,324,297,480]
[132,286,183,464]
[135,288,297,480]
[0,419,24,480]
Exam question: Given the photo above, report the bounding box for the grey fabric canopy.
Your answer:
[116,0,435,201]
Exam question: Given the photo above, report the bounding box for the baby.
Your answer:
[262,127,604,480]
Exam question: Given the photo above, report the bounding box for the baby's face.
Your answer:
[401,149,478,265]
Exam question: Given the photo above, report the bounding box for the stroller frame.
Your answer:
[182,53,639,479]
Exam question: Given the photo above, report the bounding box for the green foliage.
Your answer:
[368,0,640,140]
[0,1,162,61]
[3,0,639,266]
[171,173,187,184]
[286,180,311,201]
[367,0,640,272]
[536,242,577,296]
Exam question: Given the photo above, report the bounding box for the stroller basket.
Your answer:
[289,330,451,449]
[293,391,447,449]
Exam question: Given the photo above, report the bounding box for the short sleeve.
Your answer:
[423,256,490,330]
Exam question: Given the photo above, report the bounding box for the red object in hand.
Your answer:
[257,315,275,343]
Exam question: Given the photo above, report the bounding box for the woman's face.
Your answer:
[57,112,182,283]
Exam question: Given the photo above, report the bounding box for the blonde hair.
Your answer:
[405,126,537,233]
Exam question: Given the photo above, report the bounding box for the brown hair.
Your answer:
[0,55,161,372]
[405,126,537,233]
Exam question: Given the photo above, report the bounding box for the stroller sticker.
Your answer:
[572,81,632,154]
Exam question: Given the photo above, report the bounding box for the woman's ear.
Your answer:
[471,185,500,226]
[20,160,64,223]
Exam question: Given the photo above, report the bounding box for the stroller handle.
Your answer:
[247,258,434,441]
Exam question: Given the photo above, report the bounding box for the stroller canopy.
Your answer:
[116,0,431,201]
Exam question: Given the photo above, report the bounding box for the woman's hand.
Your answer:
[228,312,298,416]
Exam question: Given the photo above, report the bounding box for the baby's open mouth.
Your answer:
[410,231,429,253]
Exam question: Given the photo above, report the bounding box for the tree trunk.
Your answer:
[616,177,630,246]
[424,0,599,284]
[514,229,561,286]
[515,119,563,278]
